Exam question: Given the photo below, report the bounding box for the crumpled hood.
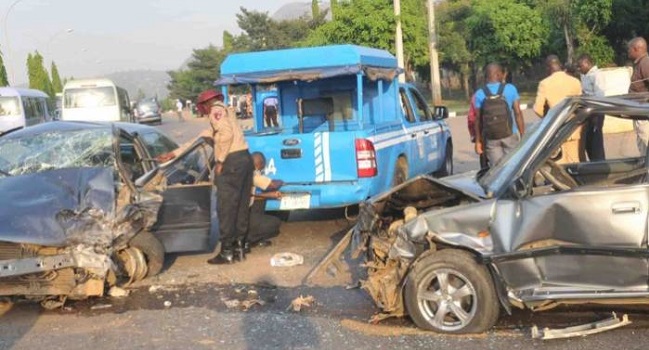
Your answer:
[434,170,487,199]
[0,167,116,247]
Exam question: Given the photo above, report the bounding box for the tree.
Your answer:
[50,61,63,93]
[437,0,473,98]
[223,31,234,52]
[0,50,8,87]
[602,0,649,64]
[312,0,321,19]
[26,51,54,98]
[167,45,228,102]
[136,88,146,101]
[304,0,428,79]
[330,0,338,18]
[466,0,547,71]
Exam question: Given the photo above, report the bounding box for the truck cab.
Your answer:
[216,45,452,211]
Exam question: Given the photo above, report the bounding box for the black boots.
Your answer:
[207,248,235,265]
[235,240,248,260]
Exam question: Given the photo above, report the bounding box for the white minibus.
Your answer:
[61,79,132,122]
[0,87,51,135]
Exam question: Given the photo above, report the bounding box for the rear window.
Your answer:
[64,87,116,108]
[0,97,20,116]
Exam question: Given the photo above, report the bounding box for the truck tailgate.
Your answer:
[247,131,358,183]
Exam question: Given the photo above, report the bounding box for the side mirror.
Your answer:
[434,106,449,120]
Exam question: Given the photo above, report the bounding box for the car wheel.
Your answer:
[434,142,453,177]
[404,249,500,334]
[129,231,165,277]
[393,157,408,186]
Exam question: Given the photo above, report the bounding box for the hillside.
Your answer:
[105,70,170,100]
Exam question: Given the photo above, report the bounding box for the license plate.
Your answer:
[280,193,311,210]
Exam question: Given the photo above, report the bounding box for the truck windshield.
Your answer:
[64,87,117,108]
[0,97,20,116]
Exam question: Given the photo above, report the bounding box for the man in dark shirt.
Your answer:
[628,37,649,153]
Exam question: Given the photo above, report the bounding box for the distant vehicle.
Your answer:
[61,79,133,123]
[0,87,52,135]
[135,98,162,125]
[216,45,452,212]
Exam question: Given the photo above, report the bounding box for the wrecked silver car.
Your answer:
[352,93,649,333]
[0,122,216,305]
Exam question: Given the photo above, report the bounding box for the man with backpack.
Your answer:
[474,63,525,165]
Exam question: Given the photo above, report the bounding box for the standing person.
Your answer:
[577,54,605,161]
[175,99,184,122]
[474,63,526,166]
[263,96,279,127]
[533,55,582,118]
[467,93,488,169]
[158,90,254,265]
[628,37,649,154]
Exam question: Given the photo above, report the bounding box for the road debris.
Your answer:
[40,298,66,310]
[163,301,172,308]
[108,286,130,298]
[90,304,112,310]
[222,298,241,309]
[532,312,631,340]
[241,299,265,311]
[271,253,304,267]
[287,295,315,312]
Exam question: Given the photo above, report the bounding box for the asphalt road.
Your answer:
[2,112,647,349]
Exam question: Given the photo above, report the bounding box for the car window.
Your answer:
[140,131,178,158]
[0,97,20,116]
[399,89,416,123]
[64,87,116,108]
[409,89,433,121]
[119,135,147,181]
[164,144,211,185]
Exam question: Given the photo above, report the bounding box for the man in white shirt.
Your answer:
[577,54,605,161]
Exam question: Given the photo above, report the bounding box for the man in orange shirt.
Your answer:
[533,55,582,118]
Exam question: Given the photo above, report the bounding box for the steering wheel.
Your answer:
[539,159,579,191]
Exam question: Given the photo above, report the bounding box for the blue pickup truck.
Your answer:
[216,45,452,211]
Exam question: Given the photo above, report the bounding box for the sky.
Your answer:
[0,0,300,85]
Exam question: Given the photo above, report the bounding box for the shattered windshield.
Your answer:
[478,99,573,196]
[0,128,114,177]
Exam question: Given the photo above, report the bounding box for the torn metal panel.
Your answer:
[531,313,631,340]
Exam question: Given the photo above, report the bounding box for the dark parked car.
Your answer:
[134,98,162,125]
[0,121,216,304]
[352,93,649,333]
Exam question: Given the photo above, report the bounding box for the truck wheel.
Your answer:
[434,142,453,177]
[404,249,500,334]
[129,231,165,277]
[393,157,408,186]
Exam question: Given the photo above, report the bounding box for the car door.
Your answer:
[494,184,649,294]
[407,88,443,172]
[398,88,425,175]
[151,141,216,253]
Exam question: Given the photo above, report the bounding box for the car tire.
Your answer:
[393,157,408,186]
[404,249,500,334]
[434,142,453,177]
[129,231,165,277]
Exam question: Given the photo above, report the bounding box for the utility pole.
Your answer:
[427,0,442,104]
[393,0,405,83]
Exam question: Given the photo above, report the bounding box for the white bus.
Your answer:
[61,79,132,122]
[0,87,52,135]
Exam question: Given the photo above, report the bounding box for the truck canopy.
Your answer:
[215,45,400,85]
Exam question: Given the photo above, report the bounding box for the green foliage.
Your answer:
[304,0,428,76]
[466,0,547,68]
[223,31,234,52]
[26,51,54,98]
[0,51,8,87]
[312,0,320,19]
[437,0,472,72]
[50,61,63,93]
[167,45,228,102]
[603,0,649,63]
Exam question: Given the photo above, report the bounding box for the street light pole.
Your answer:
[393,0,405,83]
[3,0,25,86]
[427,0,442,104]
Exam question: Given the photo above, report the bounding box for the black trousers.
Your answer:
[215,150,253,249]
[246,200,281,244]
[584,114,605,161]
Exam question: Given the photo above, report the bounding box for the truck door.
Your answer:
[408,88,443,172]
[399,88,427,175]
